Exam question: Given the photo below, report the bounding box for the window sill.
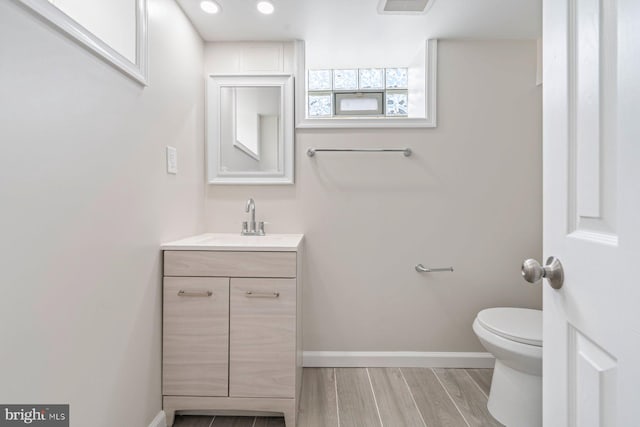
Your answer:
[296,116,436,129]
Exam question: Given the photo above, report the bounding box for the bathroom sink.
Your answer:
[161,233,304,252]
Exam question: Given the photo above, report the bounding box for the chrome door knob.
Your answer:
[522,256,564,289]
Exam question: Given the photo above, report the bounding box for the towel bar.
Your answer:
[307,148,412,157]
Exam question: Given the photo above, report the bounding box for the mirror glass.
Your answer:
[220,87,281,173]
[207,75,294,184]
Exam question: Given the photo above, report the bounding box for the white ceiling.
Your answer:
[176,0,541,42]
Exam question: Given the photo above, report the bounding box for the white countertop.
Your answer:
[161,233,304,252]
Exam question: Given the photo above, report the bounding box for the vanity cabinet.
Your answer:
[161,234,303,427]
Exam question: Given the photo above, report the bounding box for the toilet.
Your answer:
[473,307,542,427]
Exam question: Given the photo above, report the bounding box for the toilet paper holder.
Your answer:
[415,264,454,273]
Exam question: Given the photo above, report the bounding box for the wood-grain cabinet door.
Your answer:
[163,277,229,397]
[229,278,296,398]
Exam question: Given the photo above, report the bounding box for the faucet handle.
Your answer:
[241,221,249,235]
[258,221,266,236]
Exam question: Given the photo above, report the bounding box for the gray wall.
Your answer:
[0,1,204,425]
[205,40,543,352]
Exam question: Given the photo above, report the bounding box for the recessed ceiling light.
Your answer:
[256,1,275,14]
[200,0,221,14]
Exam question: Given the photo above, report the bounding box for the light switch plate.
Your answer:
[166,146,177,174]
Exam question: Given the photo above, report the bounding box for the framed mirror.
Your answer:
[207,74,294,184]
[16,0,148,85]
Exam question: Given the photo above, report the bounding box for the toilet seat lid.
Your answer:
[476,307,542,347]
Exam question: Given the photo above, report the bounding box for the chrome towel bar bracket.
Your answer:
[415,264,454,273]
[307,148,412,157]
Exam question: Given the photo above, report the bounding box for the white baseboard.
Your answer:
[148,410,166,427]
[303,351,495,368]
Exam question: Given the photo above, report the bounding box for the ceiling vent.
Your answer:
[377,0,435,14]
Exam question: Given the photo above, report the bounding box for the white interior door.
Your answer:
[543,0,640,425]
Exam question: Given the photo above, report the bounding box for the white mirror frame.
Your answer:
[207,74,295,185]
[15,0,148,85]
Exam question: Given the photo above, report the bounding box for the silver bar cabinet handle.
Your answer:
[245,291,280,298]
[178,290,213,297]
[415,264,454,273]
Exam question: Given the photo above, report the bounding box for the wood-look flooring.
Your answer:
[172,368,502,427]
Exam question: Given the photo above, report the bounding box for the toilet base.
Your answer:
[487,360,542,427]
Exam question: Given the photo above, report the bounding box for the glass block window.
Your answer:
[308,93,332,117]
[386,91,409,116]
[385,68,408,89]
[308,69,332,91]
[359,69,384,89]
[307,67,409,118]
[333,69,358,90]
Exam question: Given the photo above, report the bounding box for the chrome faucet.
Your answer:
[241,198,265,236]
[246,198,256,232]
